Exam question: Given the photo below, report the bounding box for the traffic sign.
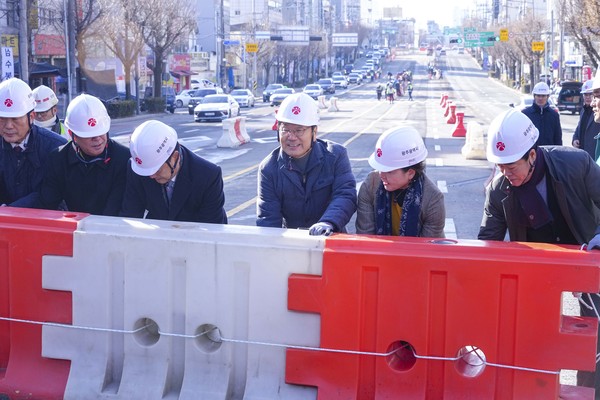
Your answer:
[223,40,240,46]
[531,41,545,52]
[245,43,258,53]
[499,29,508,42]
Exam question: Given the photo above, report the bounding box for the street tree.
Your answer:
[126,0,196,102]
[560,0,600,70]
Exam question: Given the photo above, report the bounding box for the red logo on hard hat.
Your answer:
[4,99,12,107]
[87,118,97,127]
[376,148,383,157]
[496,141,506,151]
[135,157,143,165]
[291,106,301,115]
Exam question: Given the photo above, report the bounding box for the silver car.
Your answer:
[230,89,255,108]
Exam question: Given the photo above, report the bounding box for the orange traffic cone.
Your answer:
[452,112,467,137]
[446,104,457,124]
[444,101,452,117]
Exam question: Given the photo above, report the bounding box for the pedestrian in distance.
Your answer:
[376,83,383,101]
[0,78,67,207]
[32,85,68,138]
[385,83,394,104]
[572,80,600,159]
[407,83,414,101]
[256,92,357,236]
[589,71,600,162]
[356,126,445,237]
[120,120,227,224]
[521,82,562,146]
[39,94,130,216]
[478,109,600,395]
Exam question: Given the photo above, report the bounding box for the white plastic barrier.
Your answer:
[328,97,339,112]
[461,121,486,160]
[217,116,251,148]
[42,217,321,399]
[317,95,327,109]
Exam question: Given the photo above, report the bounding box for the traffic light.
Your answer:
[449,38,463,44]
[487,36,500,42]
[270,35,283,41]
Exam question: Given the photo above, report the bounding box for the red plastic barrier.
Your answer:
[446,104,457,124]
[0,208,87,399]
[287,236,600,399]
[452,112,467,137]
[439,93,446,106]
[441,95,448,108]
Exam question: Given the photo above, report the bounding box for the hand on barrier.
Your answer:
[308,222,333,236]
[586,233,600,251]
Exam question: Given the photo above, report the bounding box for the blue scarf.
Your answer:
[374,174,423,236]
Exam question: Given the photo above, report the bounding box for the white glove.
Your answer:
[309,222,333,236]
[587,234,600,251]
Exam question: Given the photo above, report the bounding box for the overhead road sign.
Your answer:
[332,33,358,47]
[256,31,271,40]
[223,40,240,46]
[499,28,508,42]
[532,41,545,52]
[245,43,258,53]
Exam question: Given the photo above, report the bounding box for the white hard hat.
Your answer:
[129,120,178,176]
[532,82,551,95]
[368,126,428,172]
[276,93,319,126]
[0,78,36,118]
[582,80,594,94]
[486,109,539,164]
[64,94,111,138]
[32,85,59,112]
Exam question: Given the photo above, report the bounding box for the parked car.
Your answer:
[509,97,560,114]
[331,71,346,80]
[551,81,583,114]
[262,83,285,102]
[175,89,197,108]
[191,78,216,89]
[187,87,224,114]
[140,86,176,113]
[332,76,348,88]
[347,72,362,84]
[270,88,296,107]
[193,94,240,122]
[316,78,336,94]
[230,89,255,108]
[303,84,324,100]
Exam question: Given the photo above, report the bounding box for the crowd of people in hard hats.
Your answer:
[2,75,600,393]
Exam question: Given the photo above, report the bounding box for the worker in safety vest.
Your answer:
[39,94,129,215]
[120,120,227,223]
[0,78,67,207]
[32,85,67,137]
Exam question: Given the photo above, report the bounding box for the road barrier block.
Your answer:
[444,101,452,118]
[217,117,250,148]
[441,94,448,108]
[328,97,339,112]
[317,95,327,109]
[452,112,467,137]
[0,208,87,400]
[287,235,600,399]
[446,104,457,124]
[461,121,487,159]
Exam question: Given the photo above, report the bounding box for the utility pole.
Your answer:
[63,0,72,102]
[18,0,28,81]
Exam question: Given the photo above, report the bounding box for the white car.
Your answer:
[191,78,216,89]
[303,84,324,100]
[193,94,240,122]
[175,89,197,108]
[270,88,296,107]
[230,89,255,107]
[332,76,348,88]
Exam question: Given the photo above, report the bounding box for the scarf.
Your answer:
[374,174,423,236]
[512,148,552,229]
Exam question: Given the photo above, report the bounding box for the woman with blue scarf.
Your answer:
[355,126,446,237]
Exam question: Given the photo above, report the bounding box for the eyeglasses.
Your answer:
[280,127,309,138]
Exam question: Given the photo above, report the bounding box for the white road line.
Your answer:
[444,218,457,239]
[437,180,448,193]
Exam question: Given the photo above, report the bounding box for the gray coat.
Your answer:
[478,146,600,243]
[355,170,446,237]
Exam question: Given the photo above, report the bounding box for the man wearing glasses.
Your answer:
[256,92,357,235]
[0,78,67,207]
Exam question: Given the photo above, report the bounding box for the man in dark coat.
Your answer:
[521,81,562,146]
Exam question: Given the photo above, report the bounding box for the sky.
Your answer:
[373,0,476,29]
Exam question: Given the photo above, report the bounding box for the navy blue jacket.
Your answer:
[0,125,67,207]
[39,139,130,216]
[256,139,357,231]
[521,102,562,146]
[572,105,600,159]
[120,145,227,224]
